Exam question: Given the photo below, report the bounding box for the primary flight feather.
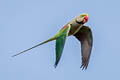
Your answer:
[13,13,93,70]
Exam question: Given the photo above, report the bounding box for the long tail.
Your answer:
[12,36,56,57]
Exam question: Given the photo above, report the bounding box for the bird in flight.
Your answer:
[12,13,93,70]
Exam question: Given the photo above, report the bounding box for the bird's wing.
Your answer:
[54,24,71,68]
[74,26,93,70]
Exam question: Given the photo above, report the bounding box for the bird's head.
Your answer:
[75,13,89,24]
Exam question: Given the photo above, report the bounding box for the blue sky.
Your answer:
[0,0,120,80]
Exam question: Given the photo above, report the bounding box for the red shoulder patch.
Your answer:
[62,24,68,29]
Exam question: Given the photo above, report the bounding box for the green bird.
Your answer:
[12,13,93,70]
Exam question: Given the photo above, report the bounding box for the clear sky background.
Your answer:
[0,0,120,80]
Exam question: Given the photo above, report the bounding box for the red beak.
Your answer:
[83,16,89,23]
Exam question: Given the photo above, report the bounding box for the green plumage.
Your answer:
[55,25,71,67]
[13,13,93,70]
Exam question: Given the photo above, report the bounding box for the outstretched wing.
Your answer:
[54,24,71,68]
[74,26,93,70]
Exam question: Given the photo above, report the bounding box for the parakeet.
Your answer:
[12,13,93,70]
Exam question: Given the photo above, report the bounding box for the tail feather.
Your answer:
[12,36,56,57]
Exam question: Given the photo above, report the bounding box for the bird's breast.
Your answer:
[68,20,83,36]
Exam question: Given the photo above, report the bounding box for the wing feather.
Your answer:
[74,26,93,70]
[54,24,71,68]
